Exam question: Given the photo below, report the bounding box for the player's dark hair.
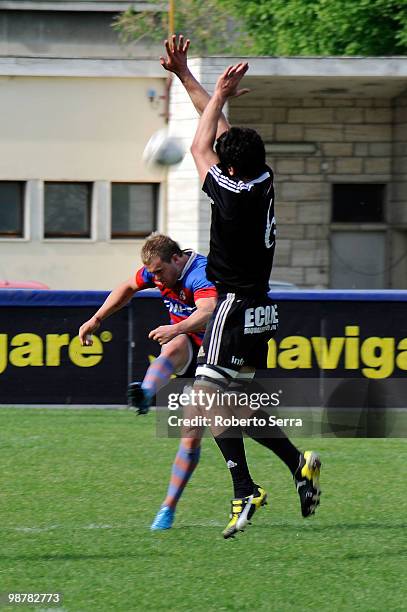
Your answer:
[141,233,183,265]
[215,127,266,180]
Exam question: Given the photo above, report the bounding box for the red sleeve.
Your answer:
[135,266,155,290]
[194,286,218,301]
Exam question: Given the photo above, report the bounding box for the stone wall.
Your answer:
[167,59,405,289]
[229,96,393,287]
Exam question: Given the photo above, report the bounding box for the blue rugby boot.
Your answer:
[150,506,175,531]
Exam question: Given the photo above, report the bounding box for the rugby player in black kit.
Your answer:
[161,35,321,538]
[183,54,322,538]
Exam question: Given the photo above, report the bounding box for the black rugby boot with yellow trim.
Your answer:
[294,451,321,517]
[223,484,268,539]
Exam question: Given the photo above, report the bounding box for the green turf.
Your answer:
[0,408,406,612]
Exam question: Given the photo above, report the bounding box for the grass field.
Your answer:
[1,408,406,612]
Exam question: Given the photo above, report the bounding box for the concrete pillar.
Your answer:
[390,90,407,287]
[167,58,229,254]
[391,90,407,224]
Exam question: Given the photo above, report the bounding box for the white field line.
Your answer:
[0,405,172,411]
[0,404,128,410]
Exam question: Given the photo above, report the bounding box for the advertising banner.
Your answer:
[0,290,406,411]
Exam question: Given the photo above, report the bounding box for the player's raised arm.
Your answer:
[160,34,230,140]
[78,277,139,346]
[191,62,249,183]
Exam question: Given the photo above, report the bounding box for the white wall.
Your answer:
[0,75,167,289]
[0,76,166,180]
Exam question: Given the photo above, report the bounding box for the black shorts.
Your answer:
[197,292,278,372]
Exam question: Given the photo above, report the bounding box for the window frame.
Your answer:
[43,181,93,239]
[0,181,26,239]
[330,181,390,288]
[110,182,158,240]
[331,182,386,224]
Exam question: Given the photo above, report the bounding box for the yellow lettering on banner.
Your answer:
[0,334,7,374]
[396,338,407,371]
[9,333,44,367]
[311,337,344,369]
[69,335,103,367]
[267,338,277,368]
[344,326,360,369]
[46,334,70,366]
[264,327,407,378]
[361,337,395,379]
[278,336,311,369]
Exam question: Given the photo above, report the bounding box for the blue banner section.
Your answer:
[1,289,407,306]
[269,290,407,301]
[0,288,161,307]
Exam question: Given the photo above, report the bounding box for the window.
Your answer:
[44,182,92,238]
[111,183,157,239]
[0,182,25,237]
[332,184,385,223]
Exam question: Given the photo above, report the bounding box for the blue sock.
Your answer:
[141,355,174,399]
[163,443,201,509]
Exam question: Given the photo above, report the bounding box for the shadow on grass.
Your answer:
[1,547,406,562]
[180,522,407,532]
[314,521,407,532]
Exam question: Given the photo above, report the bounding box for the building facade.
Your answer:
[0,1,168,289]
[0,3,406,289]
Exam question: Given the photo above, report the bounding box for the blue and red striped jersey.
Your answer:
[135,250,217,346]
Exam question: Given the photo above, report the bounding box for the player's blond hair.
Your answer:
[141,233,183,265]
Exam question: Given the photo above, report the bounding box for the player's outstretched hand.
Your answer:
[215,62,250,101]
[79,316,101,346]
[160,34,190,77]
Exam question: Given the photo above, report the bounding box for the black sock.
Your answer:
[244,410,301,476]
[214,427,254,498]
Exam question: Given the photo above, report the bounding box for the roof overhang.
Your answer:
[0,56,405,98]
[0,56,165,77]
[202,57,407,99]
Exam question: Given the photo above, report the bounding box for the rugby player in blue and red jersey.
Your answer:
[79,233,217,530]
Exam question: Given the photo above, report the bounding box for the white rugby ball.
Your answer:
[143,129,185,167]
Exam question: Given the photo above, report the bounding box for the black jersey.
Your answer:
[202,163,276,295]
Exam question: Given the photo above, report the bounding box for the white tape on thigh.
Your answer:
[195,364,238,381]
